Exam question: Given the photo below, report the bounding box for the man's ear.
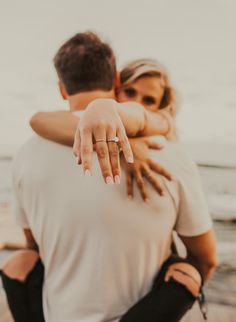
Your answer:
[58,81,68,100]
[114,72,121,95]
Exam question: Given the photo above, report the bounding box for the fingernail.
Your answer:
[161,191,165,196]
[128,195,133,200]
[114,175,120,184]
[84,169,91,177]
[76,157,80,164]
[106,176,114,184]
[128,156,134,163]
[144,198,149,203]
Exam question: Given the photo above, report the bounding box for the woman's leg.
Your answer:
[120,255,202,322]
[0,250,45,322]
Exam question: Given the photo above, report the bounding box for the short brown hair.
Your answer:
[54,32,116,95]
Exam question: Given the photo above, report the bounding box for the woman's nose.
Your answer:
[134,95,142,104]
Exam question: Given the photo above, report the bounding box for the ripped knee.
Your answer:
[2,249,39,282]
[164,262,202,297]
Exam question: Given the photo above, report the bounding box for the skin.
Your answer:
[118,76,165,112]
[74,98,171,183]
[30,76,173,198]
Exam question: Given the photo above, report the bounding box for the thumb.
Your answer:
[147,140,163,150]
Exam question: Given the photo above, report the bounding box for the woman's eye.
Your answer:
[143,96,156,105]
[124,88,136,98]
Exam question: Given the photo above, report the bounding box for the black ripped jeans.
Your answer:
[1,255,200,322]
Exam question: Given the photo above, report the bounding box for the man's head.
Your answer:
[54,32,117,99]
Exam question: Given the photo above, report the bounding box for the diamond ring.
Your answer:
[107,136,119,143]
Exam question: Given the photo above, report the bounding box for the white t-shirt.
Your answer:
[12,135,212,322]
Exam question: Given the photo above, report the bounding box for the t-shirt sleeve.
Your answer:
[12,163,30,229]
[174,161,213,236]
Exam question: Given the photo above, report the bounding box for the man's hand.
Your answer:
[122,137,172,201]
[73,99,134,184]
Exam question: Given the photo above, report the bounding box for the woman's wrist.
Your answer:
[157,110,174,139]
[117,102,146,137]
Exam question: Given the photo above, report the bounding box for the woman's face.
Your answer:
[117,76,165,112]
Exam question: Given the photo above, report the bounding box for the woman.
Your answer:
[31,59,178,200]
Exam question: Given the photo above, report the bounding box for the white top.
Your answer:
[12,135,212,322]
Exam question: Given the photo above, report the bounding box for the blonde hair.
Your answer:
[120,59,179,119]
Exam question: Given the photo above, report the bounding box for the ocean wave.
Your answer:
[208,193,236,221]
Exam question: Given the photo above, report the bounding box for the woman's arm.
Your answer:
[30,111,78,146]
[117,101,173,137]
[30,100,173,146]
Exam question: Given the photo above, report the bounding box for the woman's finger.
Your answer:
[117,128,134,164]
[125,170,134,199]
[148,159,173,181]
[80,128,93,175]
[73,127,81,163]
[142,165,165,196]
[147,139,163,150]
[135,169,149,202]
[94,126,113,184]
[107,127,121,184]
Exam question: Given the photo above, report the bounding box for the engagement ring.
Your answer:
[107,136,119,143]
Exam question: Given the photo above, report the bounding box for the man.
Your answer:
[1,32,216,322]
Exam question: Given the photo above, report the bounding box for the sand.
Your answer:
[0,206,26,251]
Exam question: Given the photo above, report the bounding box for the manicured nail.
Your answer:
[106,176,114,184]
[114,175,120,184]
[128,156,134,163]
[144,198,149,203]
[84,169,91,177]
[128,195,133,200]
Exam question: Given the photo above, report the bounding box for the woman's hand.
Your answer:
[73,98,134,184]
[122,137,172,201]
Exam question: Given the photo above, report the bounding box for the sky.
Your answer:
[0,0,236,155]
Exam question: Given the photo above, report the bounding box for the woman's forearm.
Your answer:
[30,111,77,146]
[117,102,173,138]
[30,101,173,146]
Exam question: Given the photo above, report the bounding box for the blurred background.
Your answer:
[0,0,235,320]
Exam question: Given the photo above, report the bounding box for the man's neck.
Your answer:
[68,90,115,112]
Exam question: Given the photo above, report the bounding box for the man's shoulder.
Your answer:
[13,135,71,172]
[166,141,197,166]
[164,141,201,185]
[15,135,69,156]
[152,139,197,172]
